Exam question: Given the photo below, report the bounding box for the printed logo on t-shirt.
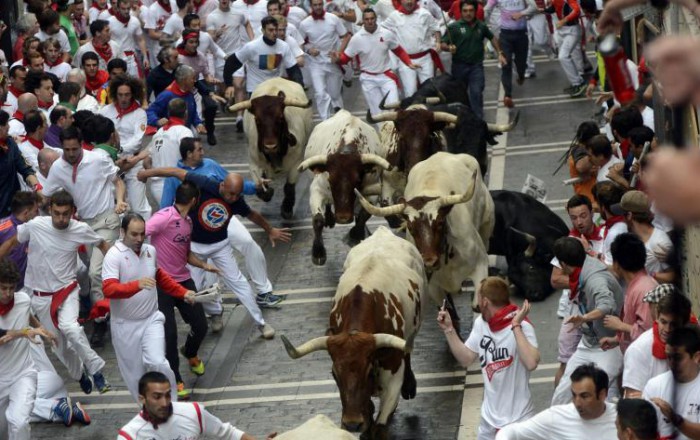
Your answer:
[479,336,514,381]
[258,54,282,70]
[198,199,231,232]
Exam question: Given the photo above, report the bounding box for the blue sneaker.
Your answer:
[79,372,93,394]
[72,401,91,425]
[256,292,284,307]
[93,371,111,394]
[53,397,73,426]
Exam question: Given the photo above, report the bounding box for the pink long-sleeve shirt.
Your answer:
[618,272,657,353]
[145,206,193,282]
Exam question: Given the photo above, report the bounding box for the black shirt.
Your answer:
[146,65,175,99]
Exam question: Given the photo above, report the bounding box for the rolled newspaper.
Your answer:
[194,283,222,304]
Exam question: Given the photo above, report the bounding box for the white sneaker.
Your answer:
[557,290,570,319]
[258,324,275,339]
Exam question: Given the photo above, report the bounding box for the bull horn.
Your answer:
[298,155,328,171]
[379,92,401,110]
[354,189,405,217]
[281,335,329,359]
[425,97,442,105]
[374,333,408,351]
[432,112,459,124]
[510,226,537,257]
[228,100,252,112]
[487,111,520,132]
[360,154,390,170]
[283,96,312,108]
[366,109,398,124]
[437,171,477,207]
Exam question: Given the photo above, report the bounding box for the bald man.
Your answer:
[37,148,61,188]
[9,93,39,140]
[65,69,100,113]
[136,167,291,339]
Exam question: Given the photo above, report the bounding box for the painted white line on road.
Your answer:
[505,141,570,151]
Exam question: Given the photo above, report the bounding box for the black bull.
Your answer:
[488,190,569,301]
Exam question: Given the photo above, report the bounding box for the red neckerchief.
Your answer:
[164,116,185,130]
[38,99,53,110]
[311,9,325,19]
[177,46,197,57]
[0,299,14,316]
[393,0,418,14]
[45,57,64,67]
[7,85,22,98]
[165,81,188,97]
[82,141,94,151]
[91,1,108,10]
[26,136,45,150]
[85,70,110,94]
[12,110,24,121]
[244,0,260,3]
[570,225,603,242]
[139,408,167,429]
[487,303,530,332]
[568,266,583,300]
[652,321,666,360]
[283,5,290,15]
[70,151,84,183]
[619,139,630,159]
[110,7,131,25]
[93,41,114,63]
[157,0,172,13]
[116,100,140,118]
[603,215,625,238]
[192,0,204,12]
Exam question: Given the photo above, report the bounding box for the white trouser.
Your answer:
[189,239,265,325]
[308,62,343,121]
[398,52,434,98]
[31,287,106,380]
[360,72,399,118]
[526,13,551,72]
[111,311,177,402]
[84,211,121,303]
[227,216,272,295]
[0,373,37,440]
[551,341,623,405]
[123,52,141,79]
[149,178,165,208]
[554,25,584,86]
[29,343,66,423]
[193,89,204,122]
[124,161,151,220]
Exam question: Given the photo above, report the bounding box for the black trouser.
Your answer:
[158,278,208,383]
[499,28,529,98]
[197,79,218,133]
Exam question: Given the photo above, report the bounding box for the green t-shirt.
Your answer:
[442,19,494,64]
[59,14,79,56]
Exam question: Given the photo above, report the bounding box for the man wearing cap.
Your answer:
[623,287,692,398]
[612,190,675,283]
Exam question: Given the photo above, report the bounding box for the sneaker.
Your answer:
[79,372,93,394]
[562,85,576,93]
[207,131,217,146]
[177,382,191,401]
[256,292,284,307]
[343,79,352,88]
[188,356,205,376]
[93,371,111,394]
[524,71,536,79]
[53,397,73,426]
[210,313,224,333]
[516,75,525,85]
[503,97,514,108]
[236,118,244,133]
[71,401,91,425]
[569,83,588,98]
[258,323,275,339]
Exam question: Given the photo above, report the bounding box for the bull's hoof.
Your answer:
[324,207,336,228]
[256,186,274,202]
[280,205,294,220]
[312,245,327,266]
[386,215,402,229]
[401,372,417,400]
[369,424,389,440]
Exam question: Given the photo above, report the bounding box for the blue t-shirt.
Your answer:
[185,172,252,244]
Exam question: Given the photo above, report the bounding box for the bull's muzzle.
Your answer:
[341,417,365,432]
[263,143,278,151]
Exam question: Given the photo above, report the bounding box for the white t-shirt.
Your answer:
[102,241,159,320]
[108,15,144,53]
[206,8,249,55]
[495,402,618,440]
[651,202,673,233]
[150,124,194,175]
[235,37,297,92]
[603,221,628,266]
[162,13,185,37]
[643,371,700,440]
[0,291,35,380]
[98,104,148,156]
[622,328,668,393]
[36,29,71,54]
[73,40,124,71]
[299,13,348,65]
[465,314,538,428]
[286,6,308,29]
[283,36,304,59]
[18,217,103,292]
[344,27,399,74]
[18,140,62,172]
[595,155,624,183]
[45,62,72,82]
[381,8,439,54]
[231,0,269,39]
[645,227,673,276]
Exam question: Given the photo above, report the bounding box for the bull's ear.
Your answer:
[288,133,297,146]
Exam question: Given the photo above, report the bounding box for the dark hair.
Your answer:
[108,75,143,104]
[0,259,20,286]
[25,71,53,95]
[23,110,45,134]
[179,137,199,160]
[168,98,187,119]
[580,0,599,14]
[89,19,110,37]
[667,326,700,356]
[553,237,586,267]
[22,36,41,59]
[38,9,60,31]
[90,115,116,144]
[27,0,48,15]
[267,0,281,8]
[566,194,593,212]
[49,106,70,125]
[156,46,176,65]
[121,212,145,231]
[570,363,609,394]
[175,181,200,205]
[611,233,647,272]
[183,13,200,28]
[50,190,76,209]
[611,106,644,140]
[59,125,83,143]
[575,121,603,146]
[9,65,27,79]
[460,0,479,9]
[629,126,655,148]
[261,16,278,29]
[81,51,100,66]
[362,7,377,18]
[592,181,625,213]
[616,399,659,440]
[57,81,82,103]
[72,110,95,134]
[107,58,128,73]
[657,292,692,325]
[175,0,190,9]
[138,371,170,397]
[586,134,612,159]
[11,191,38,215]
[0,110,8,127]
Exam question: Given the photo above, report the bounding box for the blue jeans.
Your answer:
[452,61,485,120]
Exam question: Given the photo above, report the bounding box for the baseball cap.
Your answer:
[610,190,650,215]
[643,283,679,304]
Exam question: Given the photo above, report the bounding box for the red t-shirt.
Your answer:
[449,0,485,20]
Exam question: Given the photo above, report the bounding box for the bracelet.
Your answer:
[511,324,522,331]
[21,327,31,335]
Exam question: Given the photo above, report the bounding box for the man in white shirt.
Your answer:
[615,398,660,440]
[26,72,57,119]
[162,0,194,40]
[623,287,692,398]
[280,0,309,29]
[643,326,700,440]
[144,0,177,68]
[18,111,60,174]
[65,69,101,113]
[105,0,150,78]
[5,66,28,117]
[593,180,627,266]
[35,10,71,60]
[495,364,618,439]
[299,0,351,120]
[587,134,624,183]
[8,94,38,141]
[74,20,123,71]
[232,0,273,39]
[381,0,441,97]
[102,213,196,402]
[99,75,151,219]
[41,38,71,82]
[437,277,540,439]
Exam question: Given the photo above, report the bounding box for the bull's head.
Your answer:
[507,227,555,301]
[366,107,457,173]
[299,151,389,224]
[280,332,408,432]
[355,172,476,269]
[229,91,311,169]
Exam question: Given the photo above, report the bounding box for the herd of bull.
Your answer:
[229,76,570,439]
